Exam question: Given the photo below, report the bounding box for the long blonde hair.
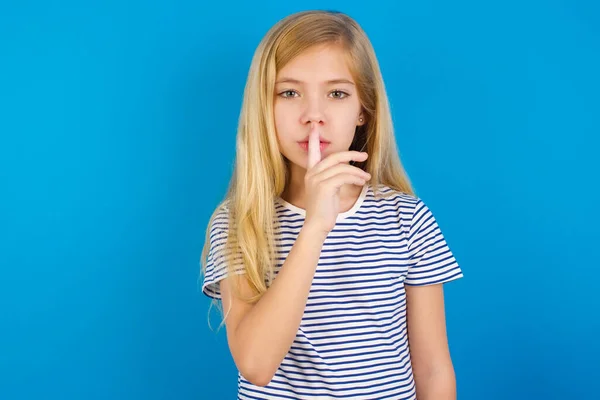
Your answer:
[200,10,414,307]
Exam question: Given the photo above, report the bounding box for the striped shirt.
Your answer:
[202,183,463,399]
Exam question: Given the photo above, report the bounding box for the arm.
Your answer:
[220,222,327,387]
[406,283,457,400]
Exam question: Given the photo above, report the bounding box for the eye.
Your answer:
[279,90,299,98]
[330,90,350,99]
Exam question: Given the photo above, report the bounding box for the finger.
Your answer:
[311,151,368,175]
[307,123,321,170]
[314,163,371,183]
[321,173,367,190]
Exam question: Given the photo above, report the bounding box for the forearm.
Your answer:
[234,222,326,384]
[414,365,456,400]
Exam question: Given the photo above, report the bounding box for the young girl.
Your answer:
[201,10,463,400]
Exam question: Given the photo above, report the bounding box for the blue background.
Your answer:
[1,1,598,399]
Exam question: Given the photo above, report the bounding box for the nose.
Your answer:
[300,95,326,125]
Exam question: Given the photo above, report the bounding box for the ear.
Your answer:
[357,113,366,126]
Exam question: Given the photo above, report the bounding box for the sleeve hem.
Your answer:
[202,270,247,300]
[404,270,464,287]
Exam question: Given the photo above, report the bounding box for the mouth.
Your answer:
[298,141,330,152]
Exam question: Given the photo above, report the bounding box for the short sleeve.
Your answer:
[201,206,245,300]
[405,199,463,286]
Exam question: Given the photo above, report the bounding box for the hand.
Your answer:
[303,123,371,236]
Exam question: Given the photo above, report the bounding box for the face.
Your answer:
[273,43,365,171]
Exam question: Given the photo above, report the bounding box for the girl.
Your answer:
[201,10,463,400]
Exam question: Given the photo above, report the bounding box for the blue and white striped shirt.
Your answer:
[203,184,463,399]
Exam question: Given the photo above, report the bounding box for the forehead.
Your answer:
[276,44,354,82]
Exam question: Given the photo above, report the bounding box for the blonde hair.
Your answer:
[200,10,414,309]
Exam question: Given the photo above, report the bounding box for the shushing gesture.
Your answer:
[303,122,371,236]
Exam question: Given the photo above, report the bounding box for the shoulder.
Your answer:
[370,183,423,215]
[207,199,233,239]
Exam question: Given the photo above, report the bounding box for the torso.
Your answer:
[238,184,418,399]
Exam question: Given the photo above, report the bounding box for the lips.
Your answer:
[298,140,329,145]
[299,135,330,144]
[298,141,330,151]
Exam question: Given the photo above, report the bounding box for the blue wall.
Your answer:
[1,1,598,399]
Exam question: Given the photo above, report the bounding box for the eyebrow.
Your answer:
[275,78,355,85]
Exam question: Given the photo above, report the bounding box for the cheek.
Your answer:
[273,101,291,140]
[332,106,361,139]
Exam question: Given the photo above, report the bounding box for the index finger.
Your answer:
[307,123,321,170]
